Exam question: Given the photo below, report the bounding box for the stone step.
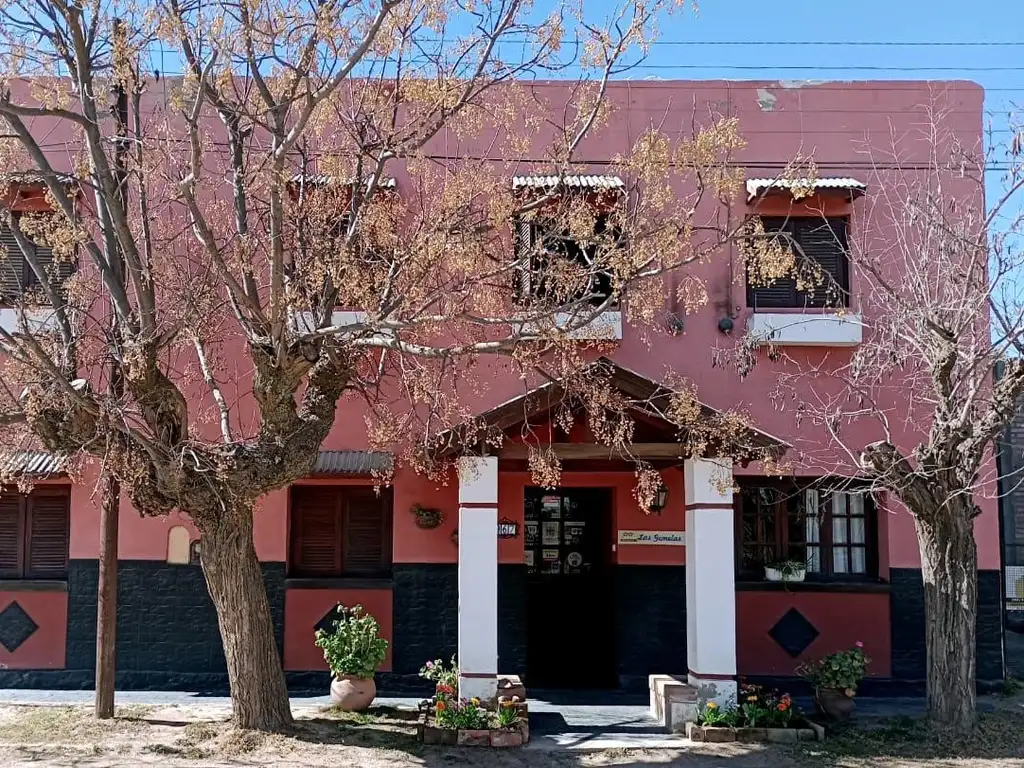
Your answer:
[649,674,698,733]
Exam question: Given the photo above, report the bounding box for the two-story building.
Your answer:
[0,79,1004,700]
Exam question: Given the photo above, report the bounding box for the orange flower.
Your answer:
[777,702,788,712]
[435,701,446,712]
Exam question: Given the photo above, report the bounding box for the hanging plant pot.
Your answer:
[411,504,444,530]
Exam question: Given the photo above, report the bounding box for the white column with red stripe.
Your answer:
[684,457,738,706]
[457,456,499,701]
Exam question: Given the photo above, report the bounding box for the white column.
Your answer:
[684,457,738,707]
[457,456,499,701]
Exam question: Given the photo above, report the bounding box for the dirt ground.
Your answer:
[0,701,1019,767]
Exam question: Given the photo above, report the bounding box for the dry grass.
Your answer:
[795,710,1024,765]
[0,702,1019,767]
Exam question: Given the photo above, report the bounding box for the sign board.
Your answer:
[617,530,685,546]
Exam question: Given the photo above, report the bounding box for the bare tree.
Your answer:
[740,111,1024,735]
[0,0,777,732]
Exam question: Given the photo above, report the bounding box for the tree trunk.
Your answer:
[915,502,978,736]
[199,507,293,731]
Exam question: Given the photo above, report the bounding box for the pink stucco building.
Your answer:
[0,79,1003,707]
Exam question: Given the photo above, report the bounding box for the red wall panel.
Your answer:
[283,588,393,672]
[736,590,891,678]
[0,591,67,669]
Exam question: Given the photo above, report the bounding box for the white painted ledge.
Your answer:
[518,310,623,341]
[0,308,59,334]
[746,312,863,347]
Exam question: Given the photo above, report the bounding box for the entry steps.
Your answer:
[649,675,698,732]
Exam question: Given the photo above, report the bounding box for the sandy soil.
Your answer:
[0,701,1019,767]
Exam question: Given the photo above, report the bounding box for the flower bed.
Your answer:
[686,684,824,744]
[417,703,530,748]
[416,658,529,748]
[685,721,823,743]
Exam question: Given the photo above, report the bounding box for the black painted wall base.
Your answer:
[0,559,286,692]
[0,559,1000,694]
[616,565,687,691]
[890,568,1003,683]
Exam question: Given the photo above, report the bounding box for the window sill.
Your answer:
[0,579,67,592]
[745,311,862,347]
[736,579,889,594]
[515,310,623,341]
[285,577,394,590]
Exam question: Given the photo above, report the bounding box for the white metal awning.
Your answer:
[746,177,866,202]
[512,175,625,191]
[288,174,396,189]
[0,451,67,477]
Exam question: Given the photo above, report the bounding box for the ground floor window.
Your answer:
[0,487,71,579]
[288,486,393,578]
[735,480,876,579]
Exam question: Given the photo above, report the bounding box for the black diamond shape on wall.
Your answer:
[0,601,38,652]
[315,605,343,637]
[769,608,819,658]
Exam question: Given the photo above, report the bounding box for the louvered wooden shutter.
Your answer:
[0,225,25,302]
[343,489,391,575]
[793,217,849,308]
[746,217,798,308]
[26,492,68,578]
[0,494,23,577]
[512,218,533,301]
[290,488,342,577]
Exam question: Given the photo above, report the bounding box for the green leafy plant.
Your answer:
[314,605,388,680]
[736,685,796,728]
[496,696,522,729]
[766,557,808,579]
[410,504,444,529]
[434,697,490,730]
[797,642,870,696]
[419,657,459,692]
[697,701,738,727]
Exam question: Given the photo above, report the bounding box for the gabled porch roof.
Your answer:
[436,358,788,464]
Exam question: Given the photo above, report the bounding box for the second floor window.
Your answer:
[514,213,618,307]
[288,486,393,578]
[0,488,71,580]
[735,481,876,579]
[746,216,850,310]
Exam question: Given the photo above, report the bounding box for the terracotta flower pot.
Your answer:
[331,675,377,711]
[815,687,856,721]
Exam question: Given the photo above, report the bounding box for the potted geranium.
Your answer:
[764,558,807,583]
[315,604,388,711]
[797,642,869,721]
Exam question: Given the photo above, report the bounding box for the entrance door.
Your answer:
[524,487,616,688]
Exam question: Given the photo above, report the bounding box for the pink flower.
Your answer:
[855,641,864,648]
[426,661,434,668]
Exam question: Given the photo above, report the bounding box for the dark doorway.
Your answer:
[524,487,616,688]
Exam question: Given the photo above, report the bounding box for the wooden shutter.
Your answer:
[26,491,68,578]
[290,488,342,577]
[0,225,25,302]
[793,217,849,308]
[343,488,391,575]
[746,218,798,309]
[512,218,534,301]
[0,494,23,577]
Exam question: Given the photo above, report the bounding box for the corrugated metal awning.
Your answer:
[0,451,67,477]
[746,177,866,202]
[314,451,393,476]
[288,174,396,189]
[512,175,625,191]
